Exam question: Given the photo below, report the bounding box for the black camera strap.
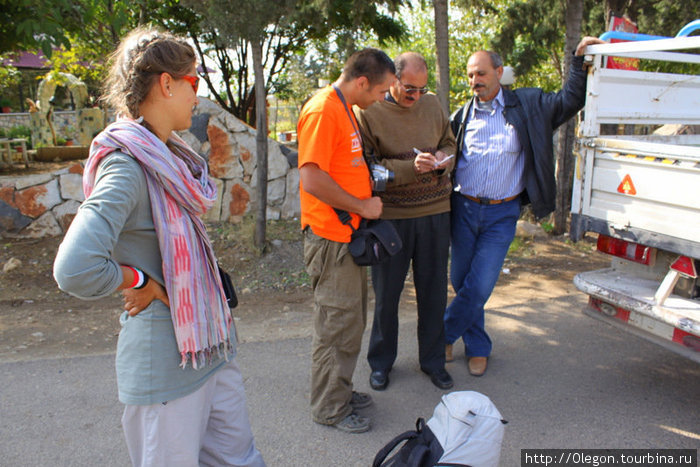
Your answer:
[333,208,357,232]
[332,85,383,169]
[332,85,366,233]
[332,85,363,151]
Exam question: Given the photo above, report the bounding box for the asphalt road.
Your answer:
[2,290,699,466]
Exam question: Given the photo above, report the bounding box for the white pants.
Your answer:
[122,359,265,467]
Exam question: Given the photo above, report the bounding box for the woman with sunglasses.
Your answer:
[54,26,265,467]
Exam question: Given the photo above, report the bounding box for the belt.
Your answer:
[460,193,521,205]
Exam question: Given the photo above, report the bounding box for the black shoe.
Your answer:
[423,368,453,390]
[369,370,389,390]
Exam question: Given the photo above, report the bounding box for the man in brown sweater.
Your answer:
[355,52,456,391]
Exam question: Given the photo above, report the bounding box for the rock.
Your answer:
[516,220,546,238]
[266,206,281,221]
[14,173,53,190]
[14,179,61,218]
[280,144,298,168]
[207,124,240,179]
[267,178,286,206]
[234,131,257,175]
[267,144,290,180]
[221,180,252,220]
[17,211,62,238]
[3,257,22,273]
[187,112,211,144]
[0,200,33,233]
[53,200,82,231]
[59,173,85,202]
[280,169,301,219]
[221,111,253,134]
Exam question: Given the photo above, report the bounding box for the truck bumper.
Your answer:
[574,268,700,363]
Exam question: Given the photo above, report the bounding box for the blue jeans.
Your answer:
[445,193,520,357]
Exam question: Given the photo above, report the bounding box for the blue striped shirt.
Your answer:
[454,89,525,200]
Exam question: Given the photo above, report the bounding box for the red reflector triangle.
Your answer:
[617,174,637,195]
[671,256,697,278]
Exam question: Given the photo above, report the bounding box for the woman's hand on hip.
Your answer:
[122,279,170,316]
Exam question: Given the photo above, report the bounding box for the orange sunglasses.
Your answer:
[181,75,200,93]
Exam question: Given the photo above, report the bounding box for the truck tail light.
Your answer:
[589,298,699,352]
[596,234,655,265]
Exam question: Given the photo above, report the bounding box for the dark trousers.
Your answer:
[367,212,450,374]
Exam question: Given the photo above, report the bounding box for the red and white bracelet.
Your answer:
[124,266,149,289]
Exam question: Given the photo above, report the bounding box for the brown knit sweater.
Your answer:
[355,93,457,219]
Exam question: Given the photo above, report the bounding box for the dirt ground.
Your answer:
[0,219,609,362]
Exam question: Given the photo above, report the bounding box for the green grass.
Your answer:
[507,236,534,258]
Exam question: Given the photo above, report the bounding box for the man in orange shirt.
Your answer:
[298,48,396,433]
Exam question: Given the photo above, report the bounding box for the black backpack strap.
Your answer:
[373,418,429,467]
[372,430,420,467]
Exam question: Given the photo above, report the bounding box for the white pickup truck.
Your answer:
[570,24,700,362]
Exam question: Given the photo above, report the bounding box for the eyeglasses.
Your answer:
[400,81,428,95]
[181,75,200,93]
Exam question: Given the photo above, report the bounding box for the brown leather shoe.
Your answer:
[468,357,488,376]
[445,344,453,363]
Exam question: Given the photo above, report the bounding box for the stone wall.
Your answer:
[0,111,77,137]
[0,162,85,238]
[0,112,31,131]
[0,97,300,238]
[183,97,300,223]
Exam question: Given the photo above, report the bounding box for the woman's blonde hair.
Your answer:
[101,26,196,118]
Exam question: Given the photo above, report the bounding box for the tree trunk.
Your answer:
[433,0,450,115]
[605,0,634,25]
[553,0,583,235]
[251,39,268,251]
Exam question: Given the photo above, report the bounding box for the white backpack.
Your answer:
[373,391,507,467]
[427,391,506,466]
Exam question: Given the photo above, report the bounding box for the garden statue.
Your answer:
[29,72,104,149]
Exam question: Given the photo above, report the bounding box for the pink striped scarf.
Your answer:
[84,118,232,369]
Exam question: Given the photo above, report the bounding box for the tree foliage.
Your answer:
[0,55,22,90]
[182,0,407,249]
[491,0,700,91]
[364,1,507,111]
[0,0,85,57]
[45,0,187,104]
[169,0,406,126]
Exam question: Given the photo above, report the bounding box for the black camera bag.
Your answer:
[217,264,238,309]
[335,210,402,266]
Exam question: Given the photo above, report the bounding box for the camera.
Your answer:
[370,164,394,192]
